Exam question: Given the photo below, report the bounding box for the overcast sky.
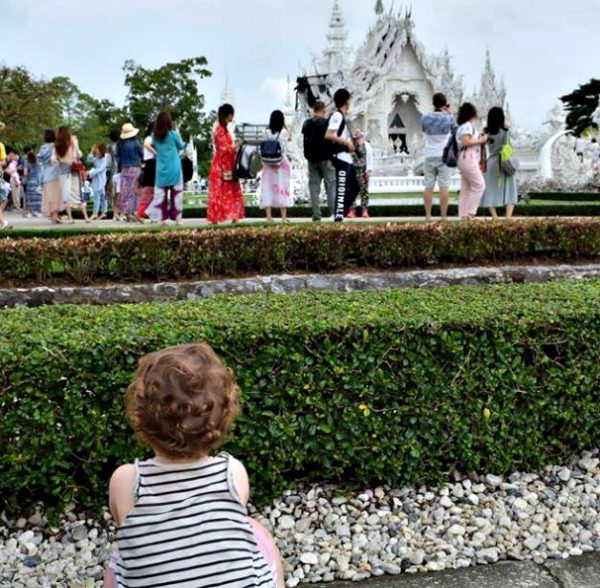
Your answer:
[0,0,597,129]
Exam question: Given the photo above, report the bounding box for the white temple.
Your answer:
[298,2,507,166]
[257,0,598,198]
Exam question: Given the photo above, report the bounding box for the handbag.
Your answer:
[181,156,194,184]
[479,146,488,174]
[70,139,83,173]
[500,135,519,176]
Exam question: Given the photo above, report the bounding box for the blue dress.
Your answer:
[152,131,186,187]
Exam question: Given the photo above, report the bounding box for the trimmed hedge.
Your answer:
[71,203,600,221]
[0,219,599,286]
[528,192,600,203]
[1,280,599,512]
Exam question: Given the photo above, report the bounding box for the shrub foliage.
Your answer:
[1,280,599,512]
[0,219,599,286]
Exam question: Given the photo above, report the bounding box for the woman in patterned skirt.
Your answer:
[207,104,245,225]
[117,123,143,222]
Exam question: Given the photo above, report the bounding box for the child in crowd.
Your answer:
[104,343,284,588]
[348,129,373,219]
[6,149,22,211]
[23,152,43,217]
[88,144,109,221]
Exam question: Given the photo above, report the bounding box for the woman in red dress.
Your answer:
[207,104,245,224]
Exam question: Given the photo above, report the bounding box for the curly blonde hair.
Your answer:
[125,344,240,459]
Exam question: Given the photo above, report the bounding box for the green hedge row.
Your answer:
[528,192,600,203]
[71,203,600,221]
[0,219,599,286]
[1,280,599,512]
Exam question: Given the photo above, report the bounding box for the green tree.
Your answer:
[123,57,213,171]
[93,99,127,133]
[561,78,600,136]
[49,77,126,153]
[0,65,62,148]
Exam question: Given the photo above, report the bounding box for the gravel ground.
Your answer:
[2,449,600,587]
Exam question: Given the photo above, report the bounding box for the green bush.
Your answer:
[70,202,600,221]
[0,219,599,286]
[1,280,599,512]
[528,192,600,203]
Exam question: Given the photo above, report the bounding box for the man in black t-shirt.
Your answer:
[302,101,336,221]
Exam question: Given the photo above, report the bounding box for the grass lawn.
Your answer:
[182,192,459,208]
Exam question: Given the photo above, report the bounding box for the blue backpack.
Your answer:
[260,132,283,166]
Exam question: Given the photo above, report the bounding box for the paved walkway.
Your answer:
[0,211,478,232]
[315,554,600,588]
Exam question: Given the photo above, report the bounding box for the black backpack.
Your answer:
[303,113,349,162]
[303,117,330,162]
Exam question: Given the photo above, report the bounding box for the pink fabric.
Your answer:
[260,158,291,209]
[457,149,485,218]
[249,518,278,571]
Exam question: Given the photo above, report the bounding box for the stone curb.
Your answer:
[0,263,599,308]
[310,552,600,588]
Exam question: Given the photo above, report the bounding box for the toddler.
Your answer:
[105,344,284,588]
[88,144,109,220]
[6,150,21,211]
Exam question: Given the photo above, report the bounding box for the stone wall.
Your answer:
[0,264,599,308]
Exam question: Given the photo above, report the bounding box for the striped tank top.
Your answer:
[116,453,275,588]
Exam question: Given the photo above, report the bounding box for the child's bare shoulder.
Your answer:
[109,464,137,526]
[226,455,250,506]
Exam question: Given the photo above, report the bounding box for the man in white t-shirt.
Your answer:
[325,88,357,222]
[421,93,455,221]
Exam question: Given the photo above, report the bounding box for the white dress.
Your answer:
[260,128,291,209]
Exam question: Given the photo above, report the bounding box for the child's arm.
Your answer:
[89,157,107,179]
[108,464,137,527]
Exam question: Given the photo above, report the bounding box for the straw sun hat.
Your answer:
[120,123,139,140]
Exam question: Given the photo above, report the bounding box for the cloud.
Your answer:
[0,0,598,129]
[259,76,291,105]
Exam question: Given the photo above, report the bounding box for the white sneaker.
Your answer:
[1,220,10,230]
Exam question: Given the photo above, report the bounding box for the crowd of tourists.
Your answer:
[206,88,521,226]
[2,88,595,231]
[0,112,191,229]
[206,89,374,225]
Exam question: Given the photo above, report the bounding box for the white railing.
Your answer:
[369,175,462,194]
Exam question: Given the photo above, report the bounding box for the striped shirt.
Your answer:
[115,453,275,588]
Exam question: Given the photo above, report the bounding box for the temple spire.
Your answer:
[375,0,384,16]
[475,49,507,118]
[321,0,349,75]
[221,76,234,107]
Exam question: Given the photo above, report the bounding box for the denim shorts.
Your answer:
[424,157,452,189]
